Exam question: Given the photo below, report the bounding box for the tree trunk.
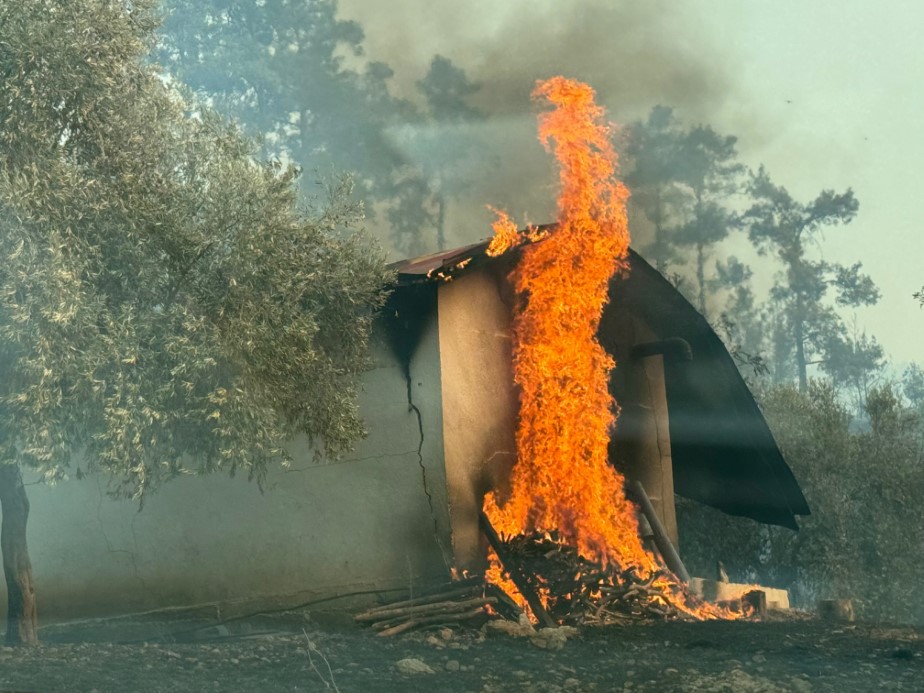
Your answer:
[695,242,707,318]
[794,314,808,392]
[653,188,666,273]
[436,194,446,252]
[0,464,38,646]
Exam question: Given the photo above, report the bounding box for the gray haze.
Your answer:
[341,0,735,250]
[340,0,732,117]
[338,0,923,366]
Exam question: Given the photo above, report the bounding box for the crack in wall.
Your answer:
[405,372,452,572]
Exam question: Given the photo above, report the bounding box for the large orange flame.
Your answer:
[483,78,735,622]
[484,76,654,573]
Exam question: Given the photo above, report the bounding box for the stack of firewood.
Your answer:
[498,530,693,625]
[353,577,517,637]
[356,510,726,636]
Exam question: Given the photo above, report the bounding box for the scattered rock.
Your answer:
[396,657,435,675]
[445,659,461,672]
[530,626,580,650]
[680,668,792,692]
[484,618,536,638]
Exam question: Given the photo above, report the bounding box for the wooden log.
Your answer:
[376,607,487,637]
[357,596,496,624]
[354,584,480,620]
[375,620,418,638]
[484,583,526,622]
[478,512,556,628]
[626,480,691,583]
[368,598,496,631]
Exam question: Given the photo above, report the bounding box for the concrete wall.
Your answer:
[437,267,518,572]
[5,319,453,620]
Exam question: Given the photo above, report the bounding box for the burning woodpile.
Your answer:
[354,557,750,638]
[479,76,729,621]
[355,511,751,637]
[491,530,693,626]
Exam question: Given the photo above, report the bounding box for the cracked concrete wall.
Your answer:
[437,266,518,573]
[3,322,453,620]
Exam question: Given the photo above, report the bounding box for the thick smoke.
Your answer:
[338,0,736,250]
[339,0,732,116]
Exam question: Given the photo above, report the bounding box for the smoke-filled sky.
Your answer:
[338,0,923,366]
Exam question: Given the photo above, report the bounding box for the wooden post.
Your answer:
[627,480,691,584]
[478,512,556,627]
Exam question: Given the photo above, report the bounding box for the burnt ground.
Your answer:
[0,612,922,692]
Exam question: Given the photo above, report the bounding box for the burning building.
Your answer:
[382,77,808,621]
[387,237,809,577]
[8,233,807,621]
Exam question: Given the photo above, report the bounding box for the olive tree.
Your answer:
[0,0,389,644]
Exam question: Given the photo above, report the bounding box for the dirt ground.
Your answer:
[0,612,921,692]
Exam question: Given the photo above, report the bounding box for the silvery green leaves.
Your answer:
[0,0,390,501]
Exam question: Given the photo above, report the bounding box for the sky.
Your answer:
[337,0,923,366]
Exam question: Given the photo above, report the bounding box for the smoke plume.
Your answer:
[338,0,736,250]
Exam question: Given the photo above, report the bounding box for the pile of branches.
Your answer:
[353,576,515,637]
[500,530,695,625]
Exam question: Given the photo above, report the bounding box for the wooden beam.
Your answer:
[627,480,691,583]
[478,512,556,627]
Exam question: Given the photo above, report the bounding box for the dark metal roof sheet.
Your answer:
[605,250,810,529]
